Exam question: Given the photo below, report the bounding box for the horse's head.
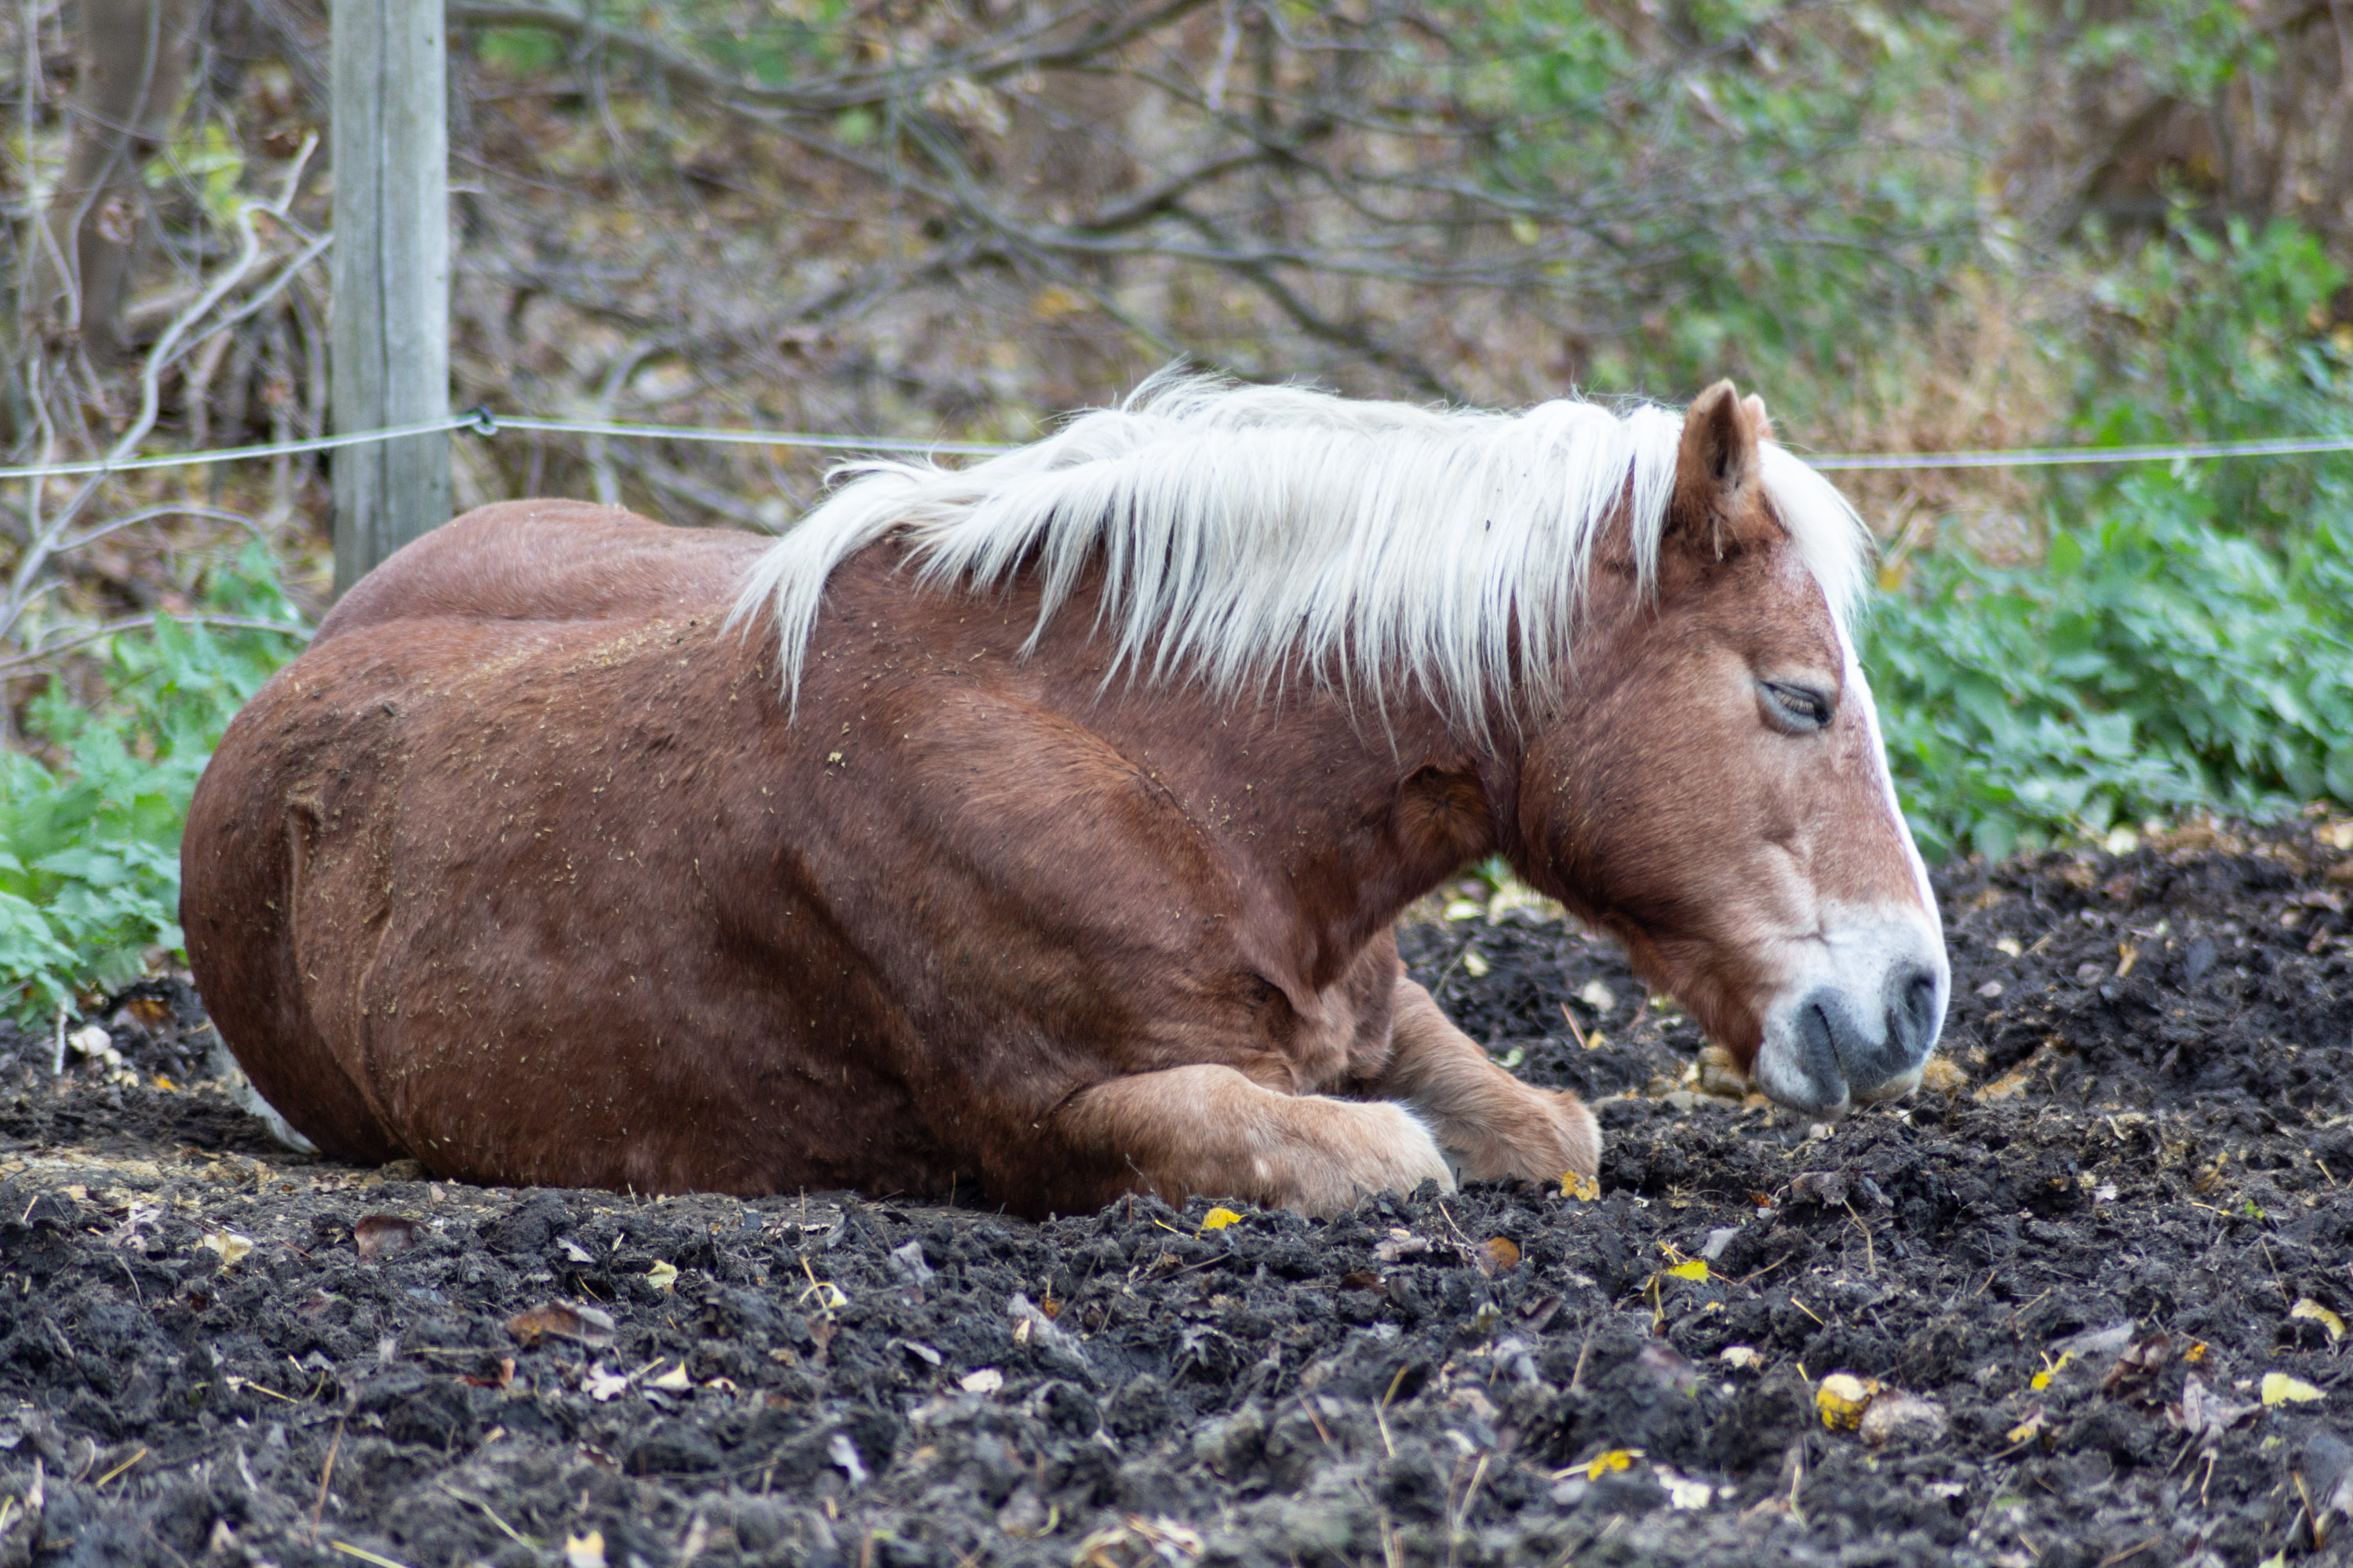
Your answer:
[1517,381,1947,1115]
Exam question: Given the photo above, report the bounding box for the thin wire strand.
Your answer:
[0,414,486,480]
[9,409,2353,482]
[481,412,1011,456]
[1808,434,2353,471]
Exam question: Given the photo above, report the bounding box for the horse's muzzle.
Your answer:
[1752,920,1949,1116]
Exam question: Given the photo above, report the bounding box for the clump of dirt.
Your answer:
[0,820,2348,1567]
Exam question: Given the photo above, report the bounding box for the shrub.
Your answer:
[1867,219,2353,860]
[0,544,306,1022]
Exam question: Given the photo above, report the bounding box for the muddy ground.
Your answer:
[1,822,2351,1568]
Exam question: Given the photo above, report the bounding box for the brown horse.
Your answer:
[182,374,1947,1218]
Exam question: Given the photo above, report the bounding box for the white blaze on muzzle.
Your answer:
[1754,908,1950,1115]
[1751,636,1950,1116]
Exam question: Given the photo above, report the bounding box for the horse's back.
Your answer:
[316,501,766,643]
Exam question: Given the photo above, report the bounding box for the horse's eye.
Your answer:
[1759,679,1834,733]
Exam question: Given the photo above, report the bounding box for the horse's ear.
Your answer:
[1669,380,1774,559]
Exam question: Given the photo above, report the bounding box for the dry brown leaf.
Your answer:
[1480,1237,1521,1274]
[2169,1373,2258,1439]
[507,1301,616,1348]
[353,1214,420,1262]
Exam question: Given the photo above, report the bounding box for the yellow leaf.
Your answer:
[649,1362,693,1392]
[1461,950,1490,977]
[202,1230,253,1266]
[1199,1207,1244,1232]
[2030,1351,2072,1391]
[2291,1298,2347,1343]
[1561,1172,1601,1201]
[1579,1448,1642,1479]
[2261,1372,2326,1406]
[2005,1410,2046,1445]
[1816,1373,1878,1431]
[2184,1341,2209,1362]
[1664,1259,1710,1282]
[646,1260,679,1293]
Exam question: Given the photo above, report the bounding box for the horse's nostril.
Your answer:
[1887,965,1942,1060]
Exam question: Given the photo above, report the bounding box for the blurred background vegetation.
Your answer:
[2,0,2352,1017]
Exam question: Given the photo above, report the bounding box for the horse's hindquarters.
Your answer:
[184,598,944,1195]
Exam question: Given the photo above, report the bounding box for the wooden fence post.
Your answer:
[330,0,450,597]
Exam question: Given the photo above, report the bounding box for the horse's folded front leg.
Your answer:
[1050,1064,1455,1217]
[1377,978,1600,1185]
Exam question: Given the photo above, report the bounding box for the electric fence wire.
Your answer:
[8,407,2353,483]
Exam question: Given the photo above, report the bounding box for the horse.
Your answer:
[180,373,1948,1218]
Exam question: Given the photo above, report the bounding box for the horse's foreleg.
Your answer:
[1049,1064,1455,1217]
[1374,979,1600,1184]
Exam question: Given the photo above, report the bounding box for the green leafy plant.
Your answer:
[0,544,307,1022]
[1867,218,2353,860]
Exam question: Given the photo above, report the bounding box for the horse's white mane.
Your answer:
[733,369,1870,728]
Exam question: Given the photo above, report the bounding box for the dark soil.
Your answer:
[2,820,2351,1567]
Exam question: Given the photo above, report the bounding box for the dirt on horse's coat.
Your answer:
[181,376,1947,1217]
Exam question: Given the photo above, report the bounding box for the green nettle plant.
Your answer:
[0,544,307,1023]
[1867,219,2353,860]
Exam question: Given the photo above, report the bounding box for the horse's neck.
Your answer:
[1069,670,1513,988]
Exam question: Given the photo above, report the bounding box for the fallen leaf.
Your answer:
[2102,1333,2172,1395]
[1816,1373,1879,1431]
[352,1215,419,1262]
[1198,1207,1244,1232]
[648,1363,694,1392]
[645,1260,679,1293]
[2292,1298,2348,1343]
[565,1529,607,1568]
[1720,1346,1763,1370]
[960,1367,1004,1395]
[1480,1238,1521,1274]
[2171,1374,2257,1439]
[201,1230,253,1266]
[2263,1372,2326,1406]
[1572,1448,1643,1480]
[1461,949,1490,977]
[507,1302,616,1348]
[1663,1258,1710,1282]
[1659,1470,1713,1510]
[1561,1172,1601,1202]
[2031,1351,2073,1391]
[2004,1407,2046,1446]
[1339,1269,1386,1293]
[583,1363,631,1401]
